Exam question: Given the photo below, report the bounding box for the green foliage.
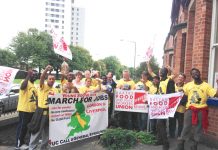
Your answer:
[100,128,156,150]
[100,128,137,150]
[102,56,123,79]
[135,131,157,145]
[68,46,93,71]
[0,49,17,67]
[93,60,107,75]
[135,56,160,80]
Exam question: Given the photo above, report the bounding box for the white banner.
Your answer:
[0,66,19,95]
[148,92,184,119]
[48,92,108,147]
[50,28,72,60]
[114,90,148,113]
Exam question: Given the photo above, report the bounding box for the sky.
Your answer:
[0,0,172,68]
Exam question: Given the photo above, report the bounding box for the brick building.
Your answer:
[164,0,218,147]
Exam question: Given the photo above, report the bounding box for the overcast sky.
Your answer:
[0,0,172,67]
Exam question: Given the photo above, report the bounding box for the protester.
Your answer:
[72,71,84,89]
[148,76,160,135]
[29,65,58,150]
[62,72,79,93]
[15,70,38,150]
[156,67,175,150]
[82,70,98,87]
[79,78,101,94]
[174,73,187,138]
[176,68,218,150]
[116,70,135,130]
[135,71,152,131]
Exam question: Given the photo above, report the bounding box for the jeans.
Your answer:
[16,111,34,147]
[136,113,148,131]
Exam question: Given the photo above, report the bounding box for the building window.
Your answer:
[76,32,78,35]
[76,37,78,40]
[77,8,79,11]
[77,13,79,16]
[51,3,55,6]
[55,25,59,28]
[62,26,64,29]
[62,31,64,34]
[209,0,218,87]
[62,21,64,24]
[46,8,49,11]
[55,20,59,23]
[76,28,78,30]
[51,8,54,11]
[62,10,64,13]
[51,19,54,22]
[76,23,79,25]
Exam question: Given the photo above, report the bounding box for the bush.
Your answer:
[99,128,156,150]
[100,128,137,150]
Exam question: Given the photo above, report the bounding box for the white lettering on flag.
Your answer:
[50,28,72,60]
[0,66,19,95]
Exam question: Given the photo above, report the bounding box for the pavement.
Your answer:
[0,136,218,150]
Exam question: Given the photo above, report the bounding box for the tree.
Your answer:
[10,28,62,77]
[92,60,107,76]
[102,56,123,79]
[68,46,93,71]
[135,56,160,80]
[0,49,17,67]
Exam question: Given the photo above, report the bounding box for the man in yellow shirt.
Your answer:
[62,72,79,93]
[156,67,175,150]
[176,68,218,150]
[117,70,135,130]
[135,71,152,131]
[15,70,38,150]
[29,65,58,150]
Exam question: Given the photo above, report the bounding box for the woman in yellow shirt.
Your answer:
[79,78,100,94]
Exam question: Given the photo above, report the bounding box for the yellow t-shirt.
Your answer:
[82,78,98,87]
[17,81,37,112]
[149,84,159,94]
[175,84,186,113]
[38,84,58,109]
[135,80,152,90]
[78,86,97,94]
[159,78,170,94]
[183,81,216,109]
[117,79,135,90]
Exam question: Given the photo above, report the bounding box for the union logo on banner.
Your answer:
[134,92,147,105]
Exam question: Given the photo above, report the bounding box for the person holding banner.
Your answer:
[116,70,135,130]
[174,73,187,138]
[148,76,160,135]
[156,67,175,150]
[62,72,79,93]
[176,68,218,150]
[82,70,98,87]
[135,71,152,131]
[29,65,58,150]
[15,70,38,150]
[79,78,101,94]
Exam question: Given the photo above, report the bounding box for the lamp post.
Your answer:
[120,39,137,79]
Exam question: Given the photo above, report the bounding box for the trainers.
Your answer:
[19,144,29,150]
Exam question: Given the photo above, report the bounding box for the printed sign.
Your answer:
[0,66,19,95]
[114,89,148,113]
[49,92,108,147]
[148,92,183,119]
[144,46,153,62]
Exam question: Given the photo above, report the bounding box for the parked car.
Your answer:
[0,84,20,115]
